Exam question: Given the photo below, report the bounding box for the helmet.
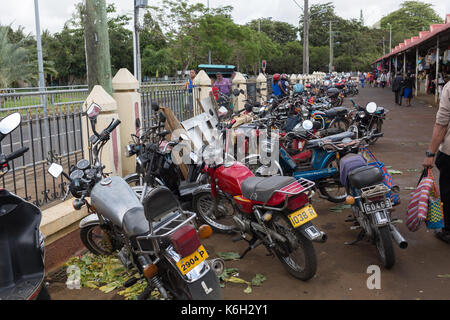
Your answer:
[273,73,280,81]
[281,74,288,80]
[293,84,304,94]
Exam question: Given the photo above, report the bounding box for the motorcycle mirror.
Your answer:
[152,103,160,112]
[232,89,241,96]
[48,163,64,179]
[302,120,314,131]
[86,103,101,120]
[240,89,245,95]
[0,112,21,137]
[366,102,377,114]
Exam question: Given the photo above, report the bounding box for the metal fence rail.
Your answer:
[0,89,88,208]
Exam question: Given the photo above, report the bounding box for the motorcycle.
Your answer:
[348,100,387,145]
[194,144,327,281]
[321,134,407,269]
[48,102,223,300]
[0,112,50,300]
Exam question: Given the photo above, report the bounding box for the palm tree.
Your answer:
[0,26,36,88]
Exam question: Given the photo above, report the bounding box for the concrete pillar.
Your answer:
[232,72,247,112]
[82,85,122,176]
[193,70,212,116]
[112,68,142,177]
[297,74,301,84]
[256,73,267,103]
[290,74,297,86]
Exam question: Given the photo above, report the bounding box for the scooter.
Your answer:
[0,112,50,300]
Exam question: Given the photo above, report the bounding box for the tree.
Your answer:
[247,18,298,45]
[380,1,443,46]
[0,26,35,87]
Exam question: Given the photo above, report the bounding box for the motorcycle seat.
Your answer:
[306,131,355,149]
[241,176,296,203]
[348,166,383,190]
[325,107,348,118]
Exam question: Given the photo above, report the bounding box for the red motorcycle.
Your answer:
[193,157,327,281]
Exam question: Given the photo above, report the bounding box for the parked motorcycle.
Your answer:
[0,112,50,300]
[194,145,327,281]
[349,99,387,145]
[322,134,407,269]
[48,102,223,300]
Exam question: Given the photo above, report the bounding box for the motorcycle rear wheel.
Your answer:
[271,214,317,281]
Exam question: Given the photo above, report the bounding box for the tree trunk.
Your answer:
[83,0,112,94]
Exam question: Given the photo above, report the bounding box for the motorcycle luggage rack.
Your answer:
[360,184,389,199]
[254,178,315,212]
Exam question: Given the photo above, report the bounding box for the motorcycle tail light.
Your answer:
[287,193,309,211]
[170,225,201,258]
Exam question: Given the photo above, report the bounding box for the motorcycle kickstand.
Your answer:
[345,229,366,246]
[240,237,262,260]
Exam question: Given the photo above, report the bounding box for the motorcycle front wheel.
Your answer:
[80,224,117,256]
[270,214,317,281]
[375,226,396,269]
[193,192,237,234]
[318,156,348,203]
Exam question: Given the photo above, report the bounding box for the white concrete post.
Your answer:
[112,68,142,177]
[232,72,247,112]
[82,85,122,176]
[256,73,267,103]
[193,70,212,116]
[290,74,297,86]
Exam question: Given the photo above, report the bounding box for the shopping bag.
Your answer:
[360,147,400,206]
[406,169,434,232]
[426,171,445,230]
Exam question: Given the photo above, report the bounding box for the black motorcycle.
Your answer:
[0,112,50,300]
[348,99,387,145]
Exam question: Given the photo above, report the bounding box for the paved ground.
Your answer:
[48,86,450,300]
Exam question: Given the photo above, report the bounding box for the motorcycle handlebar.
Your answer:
[104,119,121,136]
[5,147,29,163]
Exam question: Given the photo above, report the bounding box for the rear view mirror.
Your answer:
[0,112,21,137]
[48,163,63,179]
[87,103,101,120]
[232,89,240,96]
[366,102,377,114]
[152,103,160,112]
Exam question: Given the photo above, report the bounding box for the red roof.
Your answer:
[375,14,450,63]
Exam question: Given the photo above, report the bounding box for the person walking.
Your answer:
[360,73,366,88]
[392,73,404,105]
[183,70,196,112]
[403,73,415,107]
[423,81,450,244]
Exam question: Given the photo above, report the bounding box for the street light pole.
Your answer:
[34,0,50,153]
[133,0,141,82]
[208,0,211,64]
[329,21,333,73]
[258,19,261,74]
[303,0,309,75]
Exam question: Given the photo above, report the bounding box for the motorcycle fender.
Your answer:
[79,214,100,229]
[192,184,212,196]
[185,268,223,300]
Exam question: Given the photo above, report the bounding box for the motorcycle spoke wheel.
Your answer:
[271,215,317,281]
[319,158,347,203]
[81,225,115,256]
[375,226,396,269]
[194,193,237,233]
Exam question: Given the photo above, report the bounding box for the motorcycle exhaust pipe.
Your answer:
[313,231,328,243]
[208,258,225,276]
[389,225,408,249]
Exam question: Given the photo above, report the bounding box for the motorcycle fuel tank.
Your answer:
[90,176,143,227]
[215,162,254,196]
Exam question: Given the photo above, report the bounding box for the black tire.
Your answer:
[271,214,317,281]
[36,285,51,300]
[80,224,116,256]
[367,120,383,145]
[329,118,350,132]
[193,192,237,234]
[318,156,348,203]
[375,226,396,269]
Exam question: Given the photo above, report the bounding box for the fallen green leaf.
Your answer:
[251,274,267,287]
[244,286,252,294]
[218,252,241,261]
[438,274,450,278]
[388,170,403,175]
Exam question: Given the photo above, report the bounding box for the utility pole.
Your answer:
[34,0,50,153]
[303,0,309,75]
[383,36,385,56]
[329,21,333,74]
[84,0,112,94]
[208,0,211,64]
[258,19,261,74]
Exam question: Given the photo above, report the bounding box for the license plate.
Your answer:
[176,245,209,276]
[364,198,392,214]
[288,205,318,229]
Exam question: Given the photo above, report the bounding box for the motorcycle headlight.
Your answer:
[125,144,136,158]
[358,112,365,119]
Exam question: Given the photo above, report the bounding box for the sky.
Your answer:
[0,0,448,36]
